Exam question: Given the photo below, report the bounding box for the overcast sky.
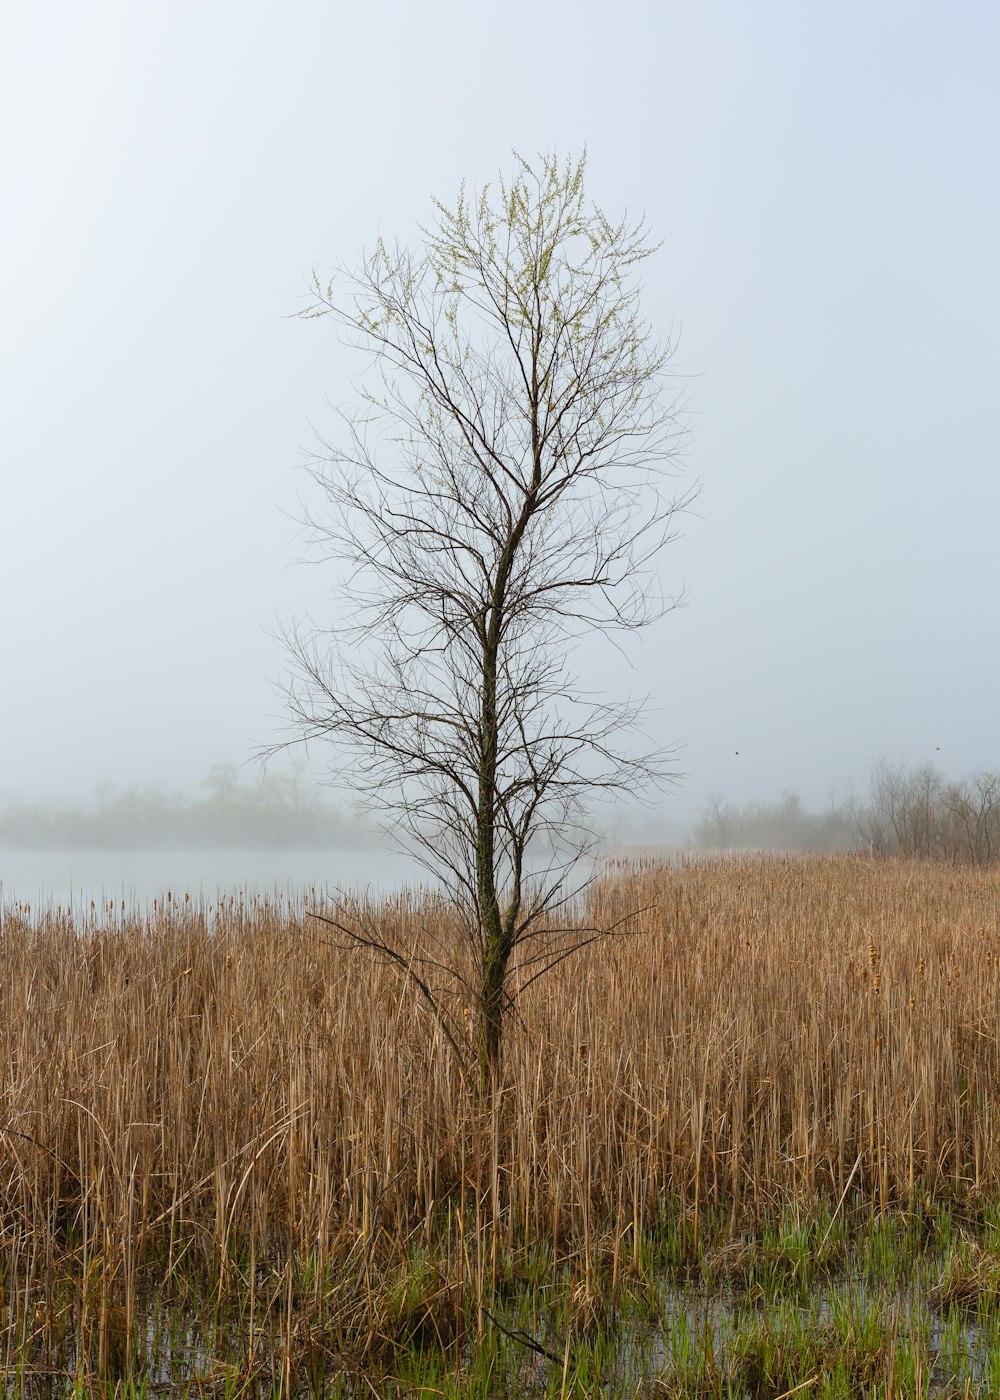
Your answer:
[3,0,998,824]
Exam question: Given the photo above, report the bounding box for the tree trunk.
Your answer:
[477,945,506,1094]
[475,626,507,1093]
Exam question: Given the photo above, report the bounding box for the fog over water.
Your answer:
[0,846,419,910]
[3,3,998,854]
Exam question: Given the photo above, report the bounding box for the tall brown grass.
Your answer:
[2,853,1000,1300]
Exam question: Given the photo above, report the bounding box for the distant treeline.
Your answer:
[695,790,856,854]
[696,761,1000,866]
[0,763,355,850]
[856,761,1000,865]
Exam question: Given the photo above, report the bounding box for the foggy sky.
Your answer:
[3,1,998,824]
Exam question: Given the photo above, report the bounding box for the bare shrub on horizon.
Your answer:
[696,761,1000,866]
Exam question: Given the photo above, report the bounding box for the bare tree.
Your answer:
[941,771,1000,866]
[281,152,695,1089]
[202,760,240,825]
[853,759,1000,866]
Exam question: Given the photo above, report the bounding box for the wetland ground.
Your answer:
[2,853,1000,1395]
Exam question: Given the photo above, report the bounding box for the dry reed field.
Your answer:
[4,853,1000,1395]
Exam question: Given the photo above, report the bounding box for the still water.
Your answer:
[0,844,425,909]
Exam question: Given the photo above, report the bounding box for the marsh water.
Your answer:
[0,843,423,909]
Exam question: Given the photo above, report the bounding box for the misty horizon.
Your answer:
[3,2,991,817]
[3,754,996,856]
[4,3,999,820]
